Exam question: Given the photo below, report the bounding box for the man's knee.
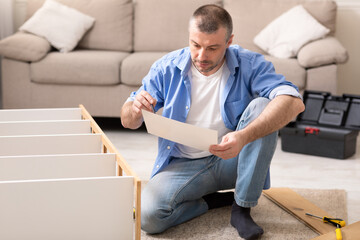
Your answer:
[246,97,270,117]
[141,188,172,234]
[237,97,270,130]
[141,205,165,234]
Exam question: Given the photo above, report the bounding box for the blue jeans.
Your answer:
[141,98,278,234]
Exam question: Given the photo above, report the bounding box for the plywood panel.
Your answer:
[0,153,116,181]
[0,108,81,121]
[0,134,102,156]
[312,221,360,240]
[0,120,91,136]
[263,188,336,234]
[0,176,134,240]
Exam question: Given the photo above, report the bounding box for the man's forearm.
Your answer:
[240,95,305,145]
[120,101,144,129]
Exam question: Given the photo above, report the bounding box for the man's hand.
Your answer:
[209,131,247,160]
[132,90,156,114]
[209,95,304,160]
[120,90,156,129]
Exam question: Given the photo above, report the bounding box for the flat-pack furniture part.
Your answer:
[263,188,360,239]
[0,119,91,136]
[0,153,117,181]
[0,105,142,240]
[312,221,360,240]
[263,188,339,234]
[0,177,134,240]
[0,133,103,156]
[280,91,360,159]
[0,107,82,121]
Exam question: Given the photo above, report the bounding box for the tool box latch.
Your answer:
[305,127,320,135]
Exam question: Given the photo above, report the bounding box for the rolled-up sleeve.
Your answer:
[269,85,302,100]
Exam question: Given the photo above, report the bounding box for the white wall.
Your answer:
[335,0,360,95]
[0,0,14,39]
[13,0,27,31]
[0,0,15,108]
[11,0,360,96]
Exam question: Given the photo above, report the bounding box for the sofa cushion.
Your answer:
[264,55,306,90]
[254,5,329,59]
[134,0,222,52]
[224,0,337,54]
[26,0,133,52]
[121,52,168,86]
[0,32,51,62]
[297,37,348,68]
[20,0,95,53]
[31,50,129,86]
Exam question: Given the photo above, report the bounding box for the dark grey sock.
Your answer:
[230,202,264,240]
[202,191,234,210]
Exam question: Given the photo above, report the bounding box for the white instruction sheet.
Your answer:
[142,109,218,151]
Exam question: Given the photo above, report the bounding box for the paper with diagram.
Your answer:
[141,109,218,151]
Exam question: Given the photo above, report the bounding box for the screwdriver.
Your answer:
[306,213,345,240]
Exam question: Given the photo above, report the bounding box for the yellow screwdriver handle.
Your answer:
[323,217,346,227]
[336,228,342,240]
[331,219,346,227]
[338,220,346,228]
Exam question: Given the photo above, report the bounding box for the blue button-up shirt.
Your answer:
[129,45,299,178]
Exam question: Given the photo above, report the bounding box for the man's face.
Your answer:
[189,20,233,76]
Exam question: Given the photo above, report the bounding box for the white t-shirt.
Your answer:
[174,60,301,159]
[175,61,232,159]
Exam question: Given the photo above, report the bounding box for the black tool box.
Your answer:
[280,91,360,159]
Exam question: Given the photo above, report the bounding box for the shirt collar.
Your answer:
[175,46,239,76]
[174,47,192,76]
[225,46,239,75]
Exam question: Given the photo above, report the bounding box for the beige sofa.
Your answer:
[0,0,348,117]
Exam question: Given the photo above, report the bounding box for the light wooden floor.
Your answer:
[100,119,360,225]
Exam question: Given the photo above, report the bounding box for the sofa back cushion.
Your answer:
[224,0,337,54]
[134,0,222,52]
[26,0,133,52]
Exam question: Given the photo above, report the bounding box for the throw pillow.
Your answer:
[0,32,51,62]
[19,0,95,53]
[253,5,330,58]
[297,37,349,68]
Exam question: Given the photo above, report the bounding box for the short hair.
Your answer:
[191,4,233,41]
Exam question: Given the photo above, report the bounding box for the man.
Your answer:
[121,4,304,240]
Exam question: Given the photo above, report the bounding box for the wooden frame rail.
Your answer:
[80,105,142,240]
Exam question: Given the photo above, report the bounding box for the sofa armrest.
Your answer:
[0,32,51,62]
[297,37,348,68]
